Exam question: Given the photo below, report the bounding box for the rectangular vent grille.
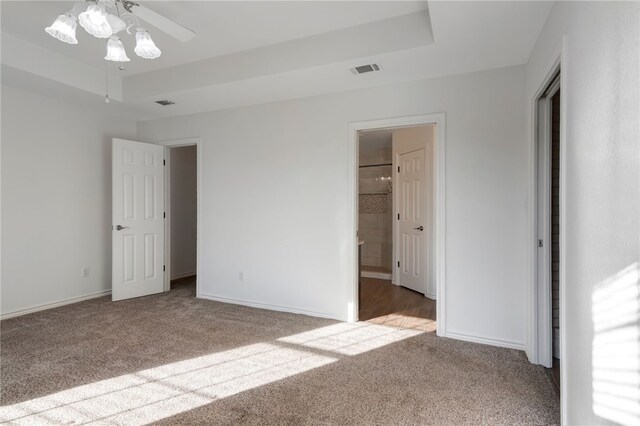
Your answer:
[351,63,380,75]
[155,100,175,106]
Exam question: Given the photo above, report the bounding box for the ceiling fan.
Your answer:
[45,0,195,62]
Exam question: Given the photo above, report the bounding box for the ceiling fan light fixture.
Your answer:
[105,36,130,62]
[43,0,193,63]
[134,30,161,59]
[45,13,78,44]
[106,14,127,34]
[78,2,113,39]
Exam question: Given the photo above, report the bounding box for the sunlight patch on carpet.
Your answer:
[0,322,423,425]
[0,343,335,425]
[278,321,424,356]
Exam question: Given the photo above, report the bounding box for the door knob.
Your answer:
[114,225,129,231]
[414,226,424,231]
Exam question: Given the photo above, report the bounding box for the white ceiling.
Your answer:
[0,1,554,120]
[0,1,428,75]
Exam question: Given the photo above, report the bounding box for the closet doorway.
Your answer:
[534,68,562,396]
[160,138,201,298]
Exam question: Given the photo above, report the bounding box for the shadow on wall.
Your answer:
[592,262,640,425]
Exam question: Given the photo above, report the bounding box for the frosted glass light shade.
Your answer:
[106,14,126,34]
[134,31,161,59]
[105,36,130,62]
[45,14,78,44]
[78,3,112,38]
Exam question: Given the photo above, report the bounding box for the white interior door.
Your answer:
[398,148,426,293]
[112,138,165,301]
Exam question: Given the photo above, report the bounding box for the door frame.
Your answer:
[534,67,561,370]
[157,137,202,297]
[526,39,568,417]
[347,113,446,336]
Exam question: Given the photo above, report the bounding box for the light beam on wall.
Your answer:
[592,263,640,425]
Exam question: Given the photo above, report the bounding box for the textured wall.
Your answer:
[1,85,137,316]
[525,2,639,423]
[138,65,529,345]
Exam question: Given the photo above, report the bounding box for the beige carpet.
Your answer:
[1,279,559,425]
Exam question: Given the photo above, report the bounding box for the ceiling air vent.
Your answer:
[350,63,380,75]
[155,100,175,106]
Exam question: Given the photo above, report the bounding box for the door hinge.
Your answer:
[163,159,166,166]
[397,166,400,173]
[163,212,166,219]
[538,239,544,248]
[163,265,166,272]
[397,261,400,268]
[397,213,400,220]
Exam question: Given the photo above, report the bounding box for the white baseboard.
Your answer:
[0,290,112,320]
[171,271,197,281]
[444,330,525,351]
[361,271,392,280]
[198,292,349,322]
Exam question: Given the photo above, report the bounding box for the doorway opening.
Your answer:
[534,68,561,396]
[161,138,201,298]
[357,124,437,331]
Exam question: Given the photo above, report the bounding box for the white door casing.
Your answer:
[398,148,427,294]
[348,113,445,333]
[534,72,560,368]
[112,138,165,301]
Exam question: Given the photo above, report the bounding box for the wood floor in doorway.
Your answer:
[359,277,436,331]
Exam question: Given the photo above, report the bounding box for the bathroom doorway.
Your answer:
[357,124,437,331]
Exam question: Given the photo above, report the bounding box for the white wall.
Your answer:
[138,65,529,347]
[525,2,639,424]
[1,85,137,317]
[170,145,197,279]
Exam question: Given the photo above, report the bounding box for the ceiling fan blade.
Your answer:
[131,4,195,42]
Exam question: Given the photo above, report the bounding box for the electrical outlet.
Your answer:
[82,267,90,278]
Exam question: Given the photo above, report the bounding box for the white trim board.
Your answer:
[199,292,349,322]
[348,113,446,336]
[0,290,111,320]
[444,331,526,351]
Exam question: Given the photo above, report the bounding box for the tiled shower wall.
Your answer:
[359,147,393,271]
